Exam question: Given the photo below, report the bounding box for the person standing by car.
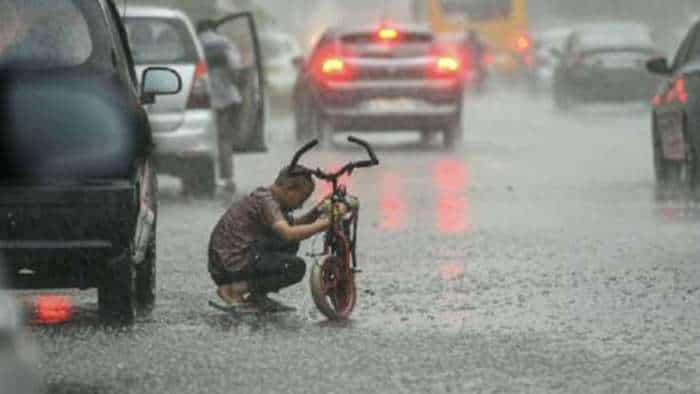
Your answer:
[462,29,487,92]
[197,19,241,194]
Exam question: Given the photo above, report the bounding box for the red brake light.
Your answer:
[666,78,688,104]
[321,57,345,75]
[378,27,399,41]
[187,60,211,109]
[437,56,460,73]
[35,295,73,324]
[677,78,688,104]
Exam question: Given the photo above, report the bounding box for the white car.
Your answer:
[123,6,219,196]
[260,31,302,102]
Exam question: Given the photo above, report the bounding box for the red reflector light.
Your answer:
[34,295,73,324]
[378,28,399,41]
[322,57,345,74]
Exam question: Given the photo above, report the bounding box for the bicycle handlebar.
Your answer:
[289,139,319,170]
[347,136,379,165]
[287,136,379,181]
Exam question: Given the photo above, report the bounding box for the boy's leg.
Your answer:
[250,252,306,295]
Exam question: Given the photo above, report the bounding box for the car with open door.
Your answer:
[0,0,181,324]
[647,20,700,198]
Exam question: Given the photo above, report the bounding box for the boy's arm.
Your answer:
[272,217,330,242]
[294,205,322,225]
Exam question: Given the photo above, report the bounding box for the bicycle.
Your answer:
[289,136,379,320]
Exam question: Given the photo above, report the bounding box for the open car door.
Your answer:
[213,12,266,153]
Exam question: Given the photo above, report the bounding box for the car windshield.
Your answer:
[579,25,655,49]
[124,17,198,64]
[441,0,512,21]
[0,0,93,69]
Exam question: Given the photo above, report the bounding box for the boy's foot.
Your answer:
[247,294,296,313]
[208,298,259,314]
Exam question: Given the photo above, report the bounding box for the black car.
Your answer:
[0,0,181,323]
[293,24,465,149]
[647,20,700,195]
[552,22,661,110]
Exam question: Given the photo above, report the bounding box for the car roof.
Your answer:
[121,5,190,20]
[327,23,433,38]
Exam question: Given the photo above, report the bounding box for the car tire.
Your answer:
[135,220,156,312]
[443,116,463,150]
[294,91,313,143]
[182,158,216,198]
[98,255,137,325]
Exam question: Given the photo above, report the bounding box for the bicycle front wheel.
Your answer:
[310,254,356,320]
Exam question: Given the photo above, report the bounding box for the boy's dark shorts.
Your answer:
[209,240,305,290]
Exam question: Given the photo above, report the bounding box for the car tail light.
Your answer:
[378,27,399,41]
[666,78,688,104]
[437,56,460,73]
[322,57,346,75]
[186,60,211,109]
[677,78,688,104]
[311,44,355,83]
[428,47,465,79]
[515,33,532,52]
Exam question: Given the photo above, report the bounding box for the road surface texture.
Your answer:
[23,90,700,394]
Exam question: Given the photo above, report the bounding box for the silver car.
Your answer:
[123,6,219,196]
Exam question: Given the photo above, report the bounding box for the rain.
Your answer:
[1,0,699,393]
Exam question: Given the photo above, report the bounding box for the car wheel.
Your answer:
[182,158,216,198]
[443,116,463,150]
[135,221,156,312]
[98,255,137,324]
[294,92,313,143]
[554,82,572,112]
[317,114,334,149]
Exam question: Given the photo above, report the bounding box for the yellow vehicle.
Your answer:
[412,0,533,76]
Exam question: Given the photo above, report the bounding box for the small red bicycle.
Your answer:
[289,136,379,320]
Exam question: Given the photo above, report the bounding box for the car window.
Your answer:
[124,17,198,64]
[0,0,93,69]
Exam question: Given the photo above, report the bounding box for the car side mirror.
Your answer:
[292,56,305,70]
[140,67,182,105]
[646,57,672,76]
[549,48,563,58]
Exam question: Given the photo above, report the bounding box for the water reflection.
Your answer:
[433,159,470,234]
[379,171,407,231]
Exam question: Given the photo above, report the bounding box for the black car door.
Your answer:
[213,12,267,153]
[655,25,697,161]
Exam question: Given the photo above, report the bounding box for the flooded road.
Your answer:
[27,90,700,393]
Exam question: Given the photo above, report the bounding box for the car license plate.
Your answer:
[658,113,685,160]
[364,98,419,112]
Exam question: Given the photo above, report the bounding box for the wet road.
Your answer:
[26,90,700,393]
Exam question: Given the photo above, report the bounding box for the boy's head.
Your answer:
[272,166,315,210]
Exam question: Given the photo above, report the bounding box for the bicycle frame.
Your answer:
[290,136,378,319]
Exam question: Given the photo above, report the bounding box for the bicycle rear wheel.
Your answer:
[310,254,356,320]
